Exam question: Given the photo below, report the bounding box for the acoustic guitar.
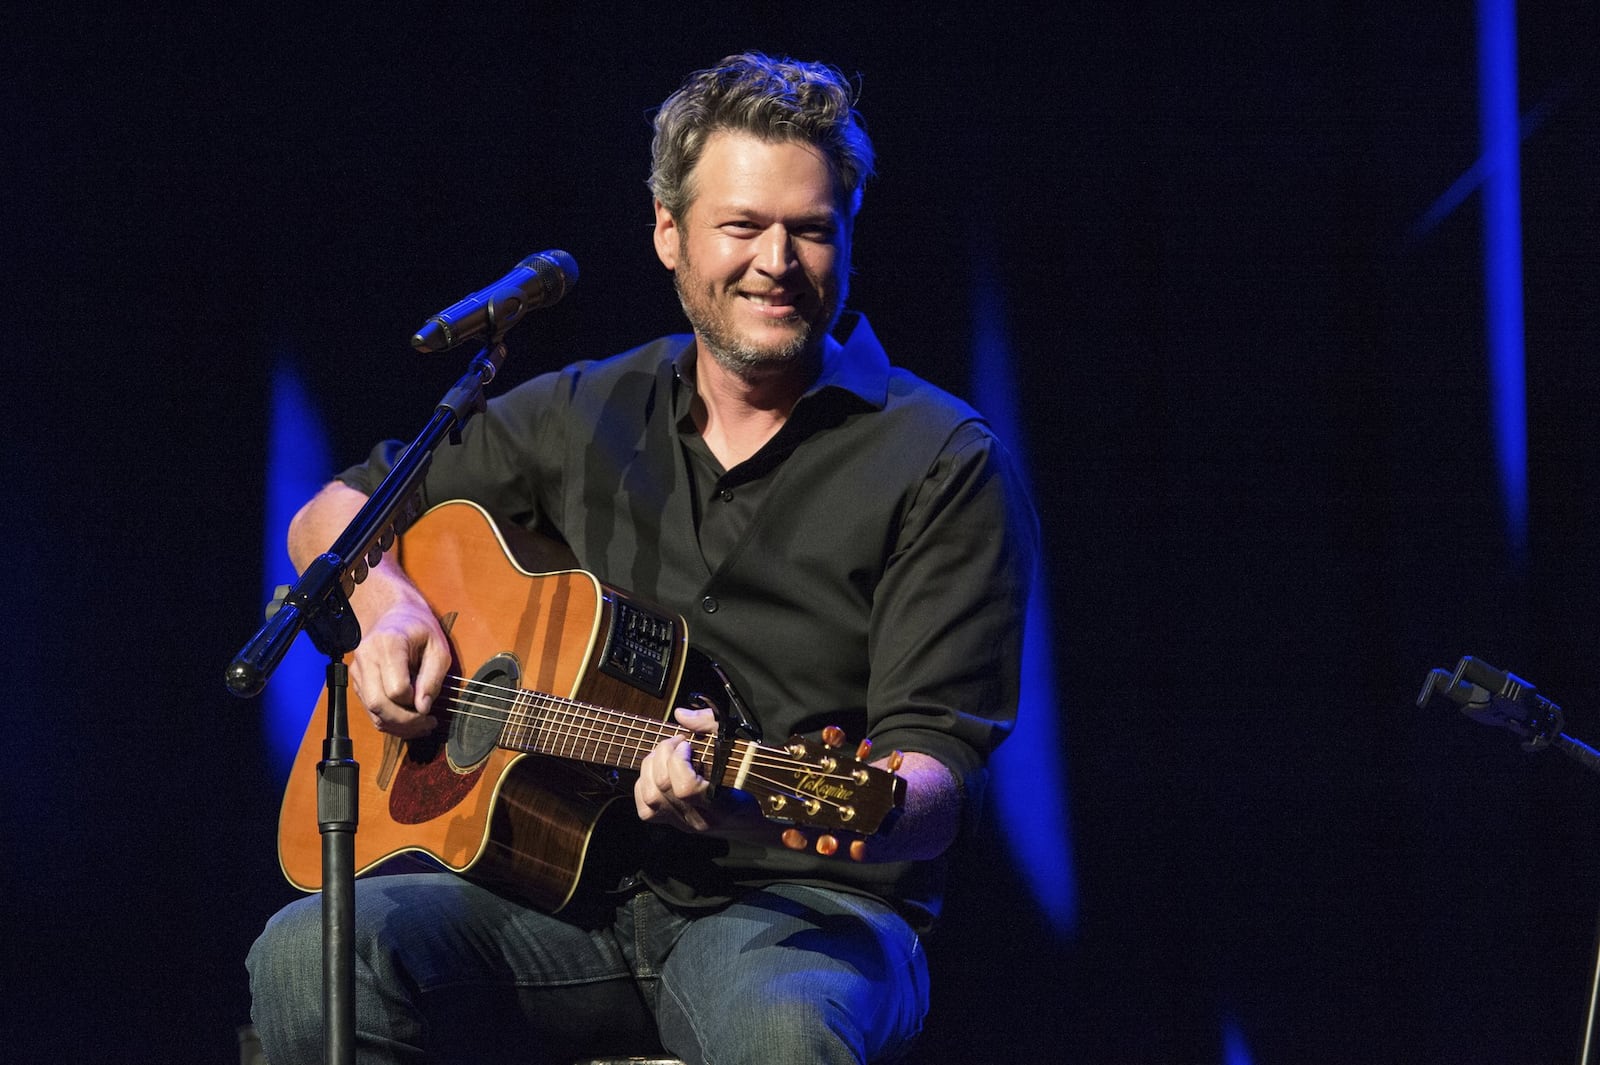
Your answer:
[277,499,906,912]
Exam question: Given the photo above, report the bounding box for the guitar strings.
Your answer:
[445,675,869,804]
[445,678,861,820]
[441,674,869,777]
[442,676,701,758]
[430,674,879,815]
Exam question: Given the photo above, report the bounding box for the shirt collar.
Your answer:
[669,310,890,420]
[811,311,890,410]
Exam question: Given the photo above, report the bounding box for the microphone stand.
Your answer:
[227,337,510,1065]
[1415,656,1600,1065]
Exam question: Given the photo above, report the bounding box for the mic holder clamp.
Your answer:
[1416,655,1600,775]
[441,340,506,443]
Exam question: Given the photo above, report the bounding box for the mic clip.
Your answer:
[1416,655,1565,751]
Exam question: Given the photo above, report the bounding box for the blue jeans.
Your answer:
[246,873,928,1064]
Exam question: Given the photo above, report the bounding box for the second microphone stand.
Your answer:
[1417,655,1600,1065]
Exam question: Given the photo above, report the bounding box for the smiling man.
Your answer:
[660,131,843,361]
[247,53,1038,1065]
[654,130,847,470]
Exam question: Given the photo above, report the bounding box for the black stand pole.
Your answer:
[1584,909,1600,1065]
[227,339,509,1065]
[319,659,358,1063]
[1415,655,1600,1065]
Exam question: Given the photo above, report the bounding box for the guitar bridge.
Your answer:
[597,595,677,697]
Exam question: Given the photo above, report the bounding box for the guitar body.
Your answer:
[277,500,689,912]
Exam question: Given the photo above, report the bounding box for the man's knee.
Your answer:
[246,897,324,1062]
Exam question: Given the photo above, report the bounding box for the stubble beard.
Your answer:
[672,247,841,382]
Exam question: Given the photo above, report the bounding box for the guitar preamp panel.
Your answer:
[597,595,677,697]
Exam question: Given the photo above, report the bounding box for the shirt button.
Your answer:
[717,488,734,502]
[700,596,719,614]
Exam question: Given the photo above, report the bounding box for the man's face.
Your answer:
[653,130,850,377]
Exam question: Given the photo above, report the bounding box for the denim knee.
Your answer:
[246,895,324,1063]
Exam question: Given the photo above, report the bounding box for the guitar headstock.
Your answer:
[739,727,907,861]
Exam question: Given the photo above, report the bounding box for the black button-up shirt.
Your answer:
[341,312,1037,928]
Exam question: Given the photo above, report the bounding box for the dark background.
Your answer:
[7,3,1600,1062]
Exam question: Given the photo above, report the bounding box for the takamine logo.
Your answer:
[796,773,854,802]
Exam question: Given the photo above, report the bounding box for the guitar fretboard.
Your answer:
[451,676,745,786]
[436,673,902,836]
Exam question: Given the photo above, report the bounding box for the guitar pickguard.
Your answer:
[384,652,521,825]
[388,734,486,825]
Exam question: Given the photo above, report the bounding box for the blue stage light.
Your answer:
[1221,1014,1256,1065]
[1477,0,1528,567]
[972,261,1079,937]
[261,356,333,779]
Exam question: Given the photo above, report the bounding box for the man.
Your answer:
[248,52,1036,1064]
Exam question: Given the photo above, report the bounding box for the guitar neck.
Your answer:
[450,671,903,836]
[500,688,745,786]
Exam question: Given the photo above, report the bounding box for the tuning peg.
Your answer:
[822,726,845,748]
[887,750,904,772]
[855,738,872,761]
[849,839,867,861]
[781,828,807,852]
[816,834,839,856]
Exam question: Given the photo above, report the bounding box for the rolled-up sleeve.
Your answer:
[865,421,1039,792]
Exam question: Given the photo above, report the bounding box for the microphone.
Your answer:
[411,250,578,353]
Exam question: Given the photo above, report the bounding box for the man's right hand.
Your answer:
[289,480,452,740]
[347,589,452,738]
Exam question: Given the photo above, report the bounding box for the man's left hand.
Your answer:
[635,705,719,832]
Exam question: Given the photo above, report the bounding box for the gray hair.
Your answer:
[648,52,876,221]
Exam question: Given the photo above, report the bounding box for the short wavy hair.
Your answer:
[648,52,876,221]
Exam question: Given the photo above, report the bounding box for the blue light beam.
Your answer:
[1221,1014,1256,1065]
[971,260,1079,938]
[1479,0,1529,566]
[1404,1,1531,569]
[262,355,334,779]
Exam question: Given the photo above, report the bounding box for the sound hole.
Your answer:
[448,653,521,771]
